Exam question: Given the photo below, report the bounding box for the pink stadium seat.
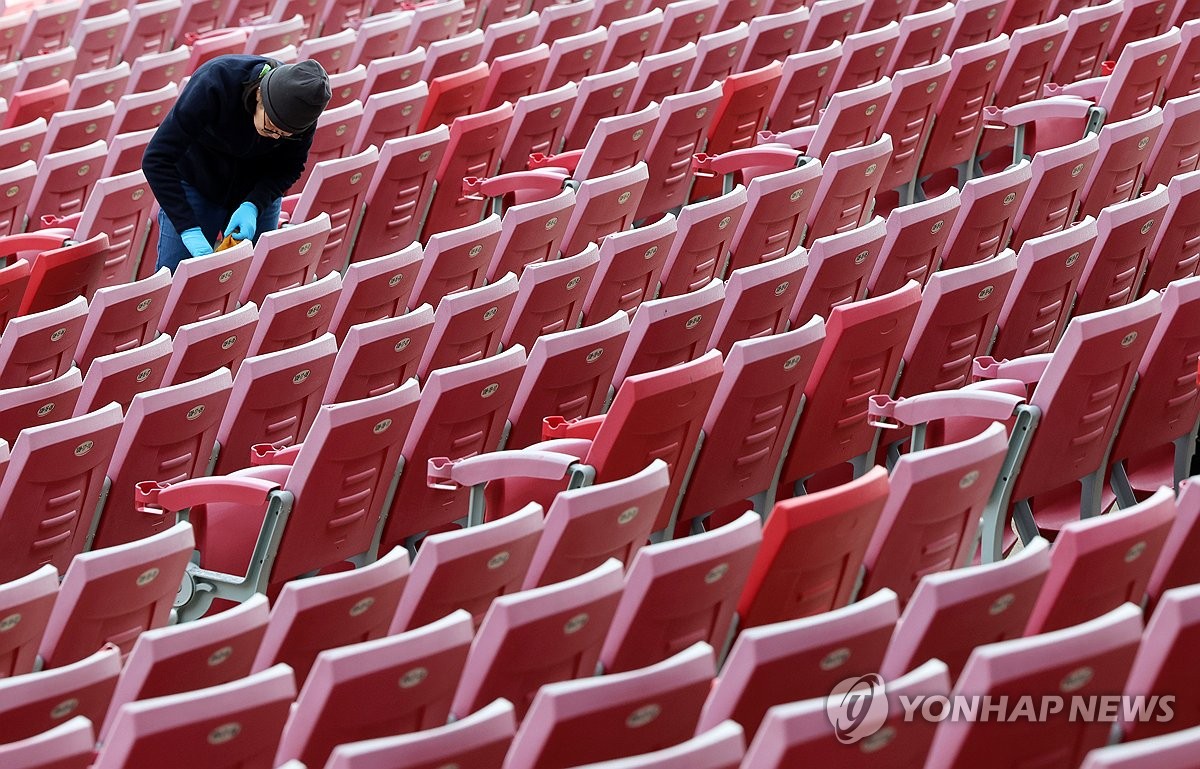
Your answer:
[581,214,676,323]
[409,215,499,310]
[0,119,47,178]
[699,588,898,739]
[481,45,550,112]
[24,139,104,226]
[506,643,715,768]
[1078,108,1164,218]
[499,85,576,176]
[353,127,449,262]
[288,149,376,278]
[764,77,888,162]
[889,3,954,73]
[659,187,746,296]
[98,587,268,743]
[881,537,1050,679]
[452,559,624,718]
[779,281,920,490]
[743,658,950,767]
[72,10,130,73]
[1164,19,1200,101]
[0,295,87,388]
[422,103,513,239]
[325,698,517,769]
[161,302,258,386]
[1142,170,1200,295]
[5,234,102,316]
[636,81,722,221]
[1110,0,1175,56]
[1119,582,1200,741]
[73,335,172,417]
[687,25,749,91]
[359,49,426,97]
[42,103,116,156]
[102,128,156,178]
[242,16,305,55]
[988,220,1095,359]
[107,82,178,141]
[560,67,638,154]
[832,22,897,92]
[297,28,357,76]
[354,83,429,152]
[73,268,170,375]
[1074,184,1167,315]
[629,43,698,111]
[0,716,94,769]
[156,241,254,336]
[390,503,543,631]
[941,0,1007,54]
[348,12,410,66]
[66,62,131,113]
[486,189,575,282]
[535,0,596,43]
[121,2,181,62]
[481,12,539,60]
[245,272,341,358]
[0,645,120,744]
[327,244,422,341]
[1007,134,1100,250]
[417,61,489,134]
[288,100,364,195]
[421,30,484,83]
[0,258,30,331]
[798,0,864,50]
[93,663,296,769]
[125,47,189,95]
[656,0,718,52]
[403,0,466,52]
[0,367,82,446]
[707,249,808,354]
[923,604,1143,769]
[611,278,724,386]
[696,66,783,199]
[1055,1,1124,84]
[417,273,517,378]
[523,459,669,589]
[537,102,659,181]
[1147,479,1200,608]
[0,160,37,237]
[738,468,887,628]
[600,10,664,72]
[323,305,434,404]
[240,213,329,306]
[38,522,194,668]
[875,57,952,206]
[274,609,475,769]
[501,246,598,351]
[803,136,892,243]
[0,565,58,679]
[939,160,1031,269]
[720,160,821,274]
[790,216,886,325]
[869,188,959,294]
[1144,94,1200,190]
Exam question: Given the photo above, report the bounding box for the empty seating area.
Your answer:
[1,0,1199,766]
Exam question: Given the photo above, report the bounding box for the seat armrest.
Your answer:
[983,95,1092,128]
[250,442,303,466]
[135,476,281,515]
[461,169,569,201]
[427,449,582,490]
[528,149,583,173]
[692,146,804,177]
[542,414,605,440]
[869,390,1026,428]
[972,354,1052,384]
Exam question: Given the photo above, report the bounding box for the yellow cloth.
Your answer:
[216,234,240,251]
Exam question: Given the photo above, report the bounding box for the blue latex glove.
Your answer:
[180,227,214,258]
[226,201,259,242]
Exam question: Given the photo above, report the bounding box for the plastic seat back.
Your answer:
[290,148,376,277]
[561,163,651,257]
[422,103,513,239]
[659,187,747,297]
[328,243,422,342]
[562,64,638,150]
[581,214,676,323]
[162,302,258,385]
[940,159,1031,269]
[724,160,822,274]
[410,214,501,310]
[241,212,329,306]
[831,22,899,93]
[501,245,600,351]
[156,240,254,336]
[1009,134,1100,250]
[707,249,809,355]
[354,127,450,262]
[1079,108,1164,219]
[791,216,886,324]
[0,565,58,679]
[499,85,575,175]
[0,645,121,745]
[20,235,108,317]
[73,336,172,417]
[890,3,955,73]
[246,271,342,358]
[877,57,953,197]
[613,278,724,387]
[869,188,959,294]
[75,268,171,373]
[0,367,82,446]
[636,81,722,221]
[0,715,94,769]
[1075,184,1168,315]
[418,273,518,378]
[323,306,434,404]
[804,135,892,244]
[0,295,88,388]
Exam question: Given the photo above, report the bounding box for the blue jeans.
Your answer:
[156,181,283,272]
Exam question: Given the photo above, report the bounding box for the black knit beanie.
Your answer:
[260,59,332,134]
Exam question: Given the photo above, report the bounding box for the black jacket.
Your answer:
[142,55,315,234]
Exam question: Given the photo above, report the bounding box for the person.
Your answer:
[142,55,332,272]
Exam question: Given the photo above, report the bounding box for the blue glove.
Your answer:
[226,201,259,242]
[180,227,214,258]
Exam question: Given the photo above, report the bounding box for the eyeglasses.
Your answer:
[256,94,295,140]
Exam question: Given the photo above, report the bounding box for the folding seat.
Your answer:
[274,610,474,769]
[379,346,527,550]
[529,103,658,183]
[42,103,116,157]
[658,187,746,296]
[481,191,574,284]
[599,10,664,72]
[109,84,178,144]
[941,0,1007,55]
[0,120,46,178]
[92,663,295,769]
[326,698,516,769]
[89,366,228,548]
[245,272,341,358]
[1023,488,1174,635]
[288,100,365,196]
[742,658,950,768]
[581,214,677,323]
[480,45,550,112]
[522,460,668,589]
[238,215,328,308]
[141,383,420,623]
[868,188,959,294]
[65,62,129,113]
[320,0,372,35]
[353,127,449,262]
[1075,106,1164,216]
[1144,479,1200,611]
[1007,134,1100,250]
[210,332,338,475]
[735,468,886,630]
[13,48,77,96]
[0,716,94,769]
[889,3,954,73]
[161,302,258,385]
[420,30,485,83]
[915,35,1008,193]
[125,47,189,95]
[686,25,749,91]
[360,50,427,98]
[721,160,822,274]
[498,84,577,174]
[764,78,890,164]
[408,215,500,311]
[0,259,31,331]
[1109,0,1175,57]
[707,249,808,353]
[830,23,900,95]
[520,163,647,258]
[698,589,897,740]
[766,44,841,131]
[155,241,254,336]
[17,0,81,58]
[418,273,515,376]
[939,159,1031,269]
[739,9,809,74]
[1073,184,1168,316]
[540,28,607,91]
[0,162,34,238]
[0,367,82,446]
[655,0,718,53]
[628,43,698,111]
[1144,94,1200,191]
[453,559,624,719]
[790,217,886,325]
[803,136,891,243]
[37,522,194,669]
[534,0,596,44]
[74,269,171,374]
[479,12,539,61]
[323,306,435,404]
[346,12,409,67]
[778,281,921,491]
[420,103,513,239]
[1054,1,1123,85]
[353,83,429,153]
[0,295,85,389]
[73,335,172,418]
[0,11,26,65]
[858,0,909,33]
[242,15,305,55]
[0,401,123,580]
[120,0,181,61]
[799,0,865,51]
[328,244,423,342]
[503,643,716,769]
[402,0,465,52]
[23,140,105,226]
[501,247,599,351]
[924,604,1143,769]
[0,645,120,744]
[635,82,722,221]
[1118,583,1200,741]
[861,425,1009,605]
[287,151,375,278]
[557,65,638,152]
[326,65,368,111]
[1164,19,1200,102]
[71,10,130,73]
[171,0,231,46]
[0,565,58,679]
[611,279,724,387]
[1083,725,1200,769]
